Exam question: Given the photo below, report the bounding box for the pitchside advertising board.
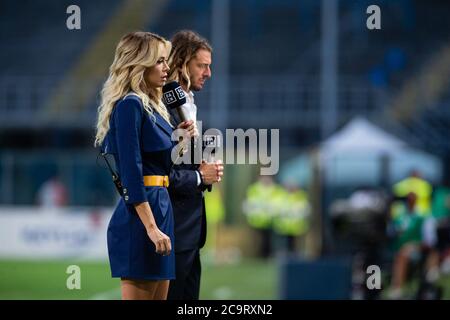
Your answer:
[0,207,111,259]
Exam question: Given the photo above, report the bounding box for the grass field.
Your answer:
[1,258,450,300]
[0,258,277,300]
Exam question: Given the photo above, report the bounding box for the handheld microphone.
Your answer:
[203,134,221,149]
[202,133,222,192]
[162,81,188,122]
[162,81,192,159]
[203,132,222,162]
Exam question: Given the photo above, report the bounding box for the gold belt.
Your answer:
[143,175,169,187]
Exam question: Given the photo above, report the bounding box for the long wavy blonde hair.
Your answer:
[95,31,172,147]
[168,30,212,90]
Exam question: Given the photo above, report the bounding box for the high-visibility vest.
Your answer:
[393,177,432,216]
[205,186,225,224]
[273,190,310,236]
[243,182,284,229]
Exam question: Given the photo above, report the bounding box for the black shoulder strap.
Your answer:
[100,152,124,196]
[100,93,145,196]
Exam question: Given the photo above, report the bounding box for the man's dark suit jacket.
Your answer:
[168,110,208,253]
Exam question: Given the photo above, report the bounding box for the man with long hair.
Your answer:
[167,30,224,300]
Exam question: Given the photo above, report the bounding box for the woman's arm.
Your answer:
[115,98,171,255]
[134,202,171,255]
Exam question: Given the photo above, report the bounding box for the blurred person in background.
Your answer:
[388,171,441,299]
[36,173,68,207]
[388,192,424,299]
[273,182,311,255]
[392,170,432,217]
[430,185,450,274]
[166,30,224,300]
[243,175,284,259]
[95,31,196,300]
[414,184,450,299]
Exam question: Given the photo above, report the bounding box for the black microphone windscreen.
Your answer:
[162,81,186,109]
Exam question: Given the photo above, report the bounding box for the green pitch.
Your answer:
[2,258,448,299]
[0,258,277,300]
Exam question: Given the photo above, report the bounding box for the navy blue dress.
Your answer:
[102,94,175,280]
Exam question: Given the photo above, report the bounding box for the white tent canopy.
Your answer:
[280,117,443,187]
[321,117,407,159]
[320,117,442,185]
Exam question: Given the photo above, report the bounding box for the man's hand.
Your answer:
[177,120,198,139]
[175,120,198,156]
[199,160,224,185]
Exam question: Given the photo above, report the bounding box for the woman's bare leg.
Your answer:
[153,280,170,300]
[120,278,158,300]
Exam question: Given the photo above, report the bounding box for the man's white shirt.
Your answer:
[180,89,202,187]
[180,90,197,122]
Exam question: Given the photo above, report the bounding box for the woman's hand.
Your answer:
[146,226,172,256]
[177,120,198,139]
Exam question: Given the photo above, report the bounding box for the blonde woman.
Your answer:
[95,31,195,300]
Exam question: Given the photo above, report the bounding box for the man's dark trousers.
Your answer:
[167,109,208,300]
